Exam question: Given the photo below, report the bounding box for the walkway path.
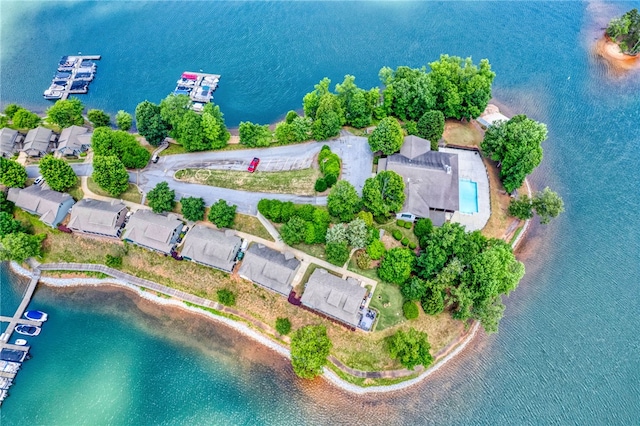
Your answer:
[0,269,40,346]
[79,176,149,212]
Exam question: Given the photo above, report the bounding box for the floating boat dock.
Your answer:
[173,71,221,111]
[0,270,42,405]
[43,55,101,101]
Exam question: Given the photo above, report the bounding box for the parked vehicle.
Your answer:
[151,153,159,163]
[34,176,44,185]
[248,157,260,173]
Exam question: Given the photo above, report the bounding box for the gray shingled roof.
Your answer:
[300,268,366,327]
[180,224,241,272]
[385,135,460,216]
[56,125,91,156]
[67,198,128,237]
[22,127,53,157]
[238,244,300,295]
[7,185,74,227]
[0,128,19,157]
[122,210,183,254]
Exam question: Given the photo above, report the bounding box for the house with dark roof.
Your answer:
[21,127,56,157]
[0,128,22,158]
[180,224,241,272]
[380,135,459,226]
[55,125,92,156]
[7,185,75,227]
[67,198,128,238]
[238,244,300,296]
[300,268,367,328]
[121,210,183,254]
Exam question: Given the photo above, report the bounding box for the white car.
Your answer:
[34,176,44,185]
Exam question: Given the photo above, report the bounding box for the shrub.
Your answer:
[356,251,371,270]
[357,211,374,227]
[403,221,412,229]
[414,218,433,243]
[392,230,402,240]
[408,241,417,250]
[105,254,122,268]
[366,239,386,260]
[295,204,316,221]
[422,289,445,315]
[325,224,348,245]
[396,219,406,227]
[326,241,350,266]
[324,173,337,188]
[401,237,409,246]
[275,317,292,335]
[314,177,327,192]
[290,325,332,379]
[281,216,308,245]
[217,289,236,306]
[403,301,419,320]
[208,199,237,228]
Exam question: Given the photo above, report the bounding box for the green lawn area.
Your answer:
[67,178,84,201]
[232,213,274,241]
[159,143,188,156]
[86,177,142,204]
[443,119,484,147]
[175,168,320,196]
[347,254,380,282]
[378,222,419,246]
[369,281,405,331]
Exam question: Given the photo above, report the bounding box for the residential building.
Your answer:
[55,125,92,156]
[180,224,241,272]
[22,126,55,157]
[7,185,75,227]
[0,128,22,158]
[121,210,183,254]
[67,198,128,238]
[238,244,300,296]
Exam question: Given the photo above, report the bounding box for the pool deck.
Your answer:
[441,147,491,231]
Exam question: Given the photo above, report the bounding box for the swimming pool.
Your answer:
[459,179,479,214]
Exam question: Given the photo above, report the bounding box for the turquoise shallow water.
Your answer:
[1,1,640,424]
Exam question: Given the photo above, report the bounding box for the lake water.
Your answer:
[1,1,639,424]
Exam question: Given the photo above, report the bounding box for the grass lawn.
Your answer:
[86,177,142,204]
[443,120,484,147]
[159,143,188,156]
[175,168,320,196]
[378,223,418,247]
[369,281,405,330]
[347,254,380,282]
[232,213,274,241]
[67,178,83,201]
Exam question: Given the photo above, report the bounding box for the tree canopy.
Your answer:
[91,127,150,169]
[335,75,377,128]
[417,110,445,150]
[87,109,110,128]
[368,116,404,155]
[0,158,27,188]
[0,232,44,263]
[481,114,547,193]
[0,212,25,237]
[387,327,433,370]
[327,180,361,222]
[378,247,415,285]
[510,187,564,224]
[208,199,236,228]
[12,108,41,129]
[115,110,133,131]
[239,121,272,147]
[92,155,130,197]
[379,66,435,121]
[606,8,640,55]
[312,93,343,141]
[290,325,332,379]
[147,182,175,214]
[180,197,206,222]
[47,98,84,128]
[135,100,168,146]
[362,171,406,219]
[160,94,191,138]
[38,155,77,192]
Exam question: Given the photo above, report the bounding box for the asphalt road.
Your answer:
[25,134,374,215]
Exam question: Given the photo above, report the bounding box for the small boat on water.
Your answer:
[24,310,48,322]
[13,339,27,346]
[14,325,41,336]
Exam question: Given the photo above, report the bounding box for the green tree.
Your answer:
[217,289,236,306]
[180,197,205,222]
[378,247,415,285]
[312,93,343,141]
[47,98,84,128]
[325,224,348,245]
[290,325,332,379]
[0,192,15,213]
[238,121,272,147]
[160,94,191,137]
[327,181,361,222]
[428,55,495,120]
[91,127,150,169]
[403,301,419,320]
[508,195,534,220]
[115,110,133,131]
[421,286,445,315]
[366,239,386,260]
[91,156,129,197]
[362,171,406,218]
[12,109,41,129]
[275,317,292,335]
[135,100,168,146]
[379,66,435,121]
[326,241,350,266]
[417,110,445,150]
[368,116,404,155]
[303,77,331,119]
[481,114,547,193]
[285,110,298,124]
[147,181,175,213]
[606,9,640,55]
[281,216,309,245]
[0,158,27,188]
[0,232,44,263]
[176,110,207,152]
[208,199,237,228]
[413,218,433,244]
[532,187,564,224]
[201,103,230,149]
[335,75,374,128]
[346,218,368,248]
[4,104,21,119]
[290,116,313,142]
[0,212,24,237]
[387,328,433,370]
[38,155,77,191]
[87,109,110,128]
[401,276,429,301]
[473,296,505,334]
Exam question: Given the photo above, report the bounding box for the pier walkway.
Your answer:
[0,270,40,348]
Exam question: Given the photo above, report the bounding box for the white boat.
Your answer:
[13,339,27,346]
[24,310,48,322]
[14,325,41,336]
[43,89,63,100]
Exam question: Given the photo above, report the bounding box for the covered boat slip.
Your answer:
[173,71,221,107]
[44,55,101,100]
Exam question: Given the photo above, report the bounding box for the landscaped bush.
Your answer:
[401,237,409,246]
[324,173,337,188]
[403,221,412,229]
[396,219,406,227]
[356,250,371,270]
[408,241,417,250]
[366,239,386,260]
[105,254,122,268]
[403,301,419,320]
[275,317,292,335]
[217,289,236,306]
[314,177,327,192]
[326,241,350,266]
[392,230,403,240]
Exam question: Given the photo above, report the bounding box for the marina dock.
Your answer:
[43,55,101,101]
[173,71,221,110]
[0,270,41,405]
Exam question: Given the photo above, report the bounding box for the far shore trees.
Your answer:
[387,328,433,370]
[147,182,175,214]
[87,109,110,128]
[208,199,236,228]
[368,116,404,155]
[606,8,640,55]
[115,110,133,131]
[92,155,129,197]
[38,155,77,192]
[0,158,27,188]
[47,98,84,128]
[290,325,332,379]
[180,196,206,222]
[481,114,547,193]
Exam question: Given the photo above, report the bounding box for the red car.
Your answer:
[248,157,260,173]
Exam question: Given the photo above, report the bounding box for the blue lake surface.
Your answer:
[1,1,640,424]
